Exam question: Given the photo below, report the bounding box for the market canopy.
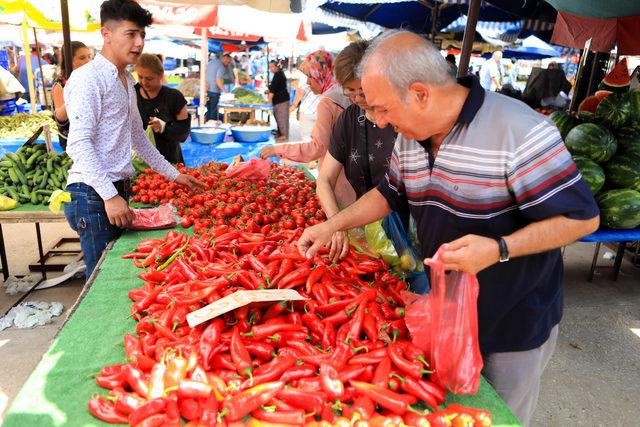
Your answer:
[500,35,562,59]
[0,0,99,31]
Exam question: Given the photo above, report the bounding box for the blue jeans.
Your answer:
[206,91,221,121]
[64,183,129,280]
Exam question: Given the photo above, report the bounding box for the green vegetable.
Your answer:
[596,189,640,229]
[565,123,618,163]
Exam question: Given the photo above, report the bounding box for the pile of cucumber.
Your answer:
[0,144,72,205]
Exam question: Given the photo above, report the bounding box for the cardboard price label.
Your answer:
[186,289,306,327]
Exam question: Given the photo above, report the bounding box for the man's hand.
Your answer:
[149,117,166,133]
[104,195,134,228]
[434,234,500,274]
[328,230,350,262]
[260,146,277,159]
[175,174,206,192]
[298,222,334,259]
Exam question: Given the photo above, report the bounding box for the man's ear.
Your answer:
[101,25,111,44]
[408,81,429,106]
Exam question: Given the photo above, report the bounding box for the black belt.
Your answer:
[113,179,131,194]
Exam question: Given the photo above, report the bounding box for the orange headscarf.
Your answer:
[301,49,337,94]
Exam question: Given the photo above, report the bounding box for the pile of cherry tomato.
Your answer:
[132,162,325,235]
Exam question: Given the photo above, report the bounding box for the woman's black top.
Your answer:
[268,70,290,105]
[135,83,189,164]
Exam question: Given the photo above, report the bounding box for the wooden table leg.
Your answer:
[35,222,47,280]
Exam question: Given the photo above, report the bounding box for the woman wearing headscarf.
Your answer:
[268,60,290,141]
[260,49,356,207]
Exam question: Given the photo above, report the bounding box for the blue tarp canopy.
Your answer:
[314,0,556,42]
[504,35,562,59]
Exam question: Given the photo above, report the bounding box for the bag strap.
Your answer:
[358,108,373,191]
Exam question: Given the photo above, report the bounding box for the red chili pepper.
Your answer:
[252,408,305,425]
[315,299,351,317]
[200,318,225,370]
[147,362,166,399]
[352,395,376,420]
[322,320,336,351]
[165,355,189,389]
[87,396,128,424]
[95,373,125,390]
[285,339,321,356]
[446,404,492,427]
[373,356,392,388]
[277,266,311,289]
[230,327,252,379]
[154,321,178,342]
[305,265,327,293]
[211,353,236,371]
[330,342,353,372]
[319,363,344,399]
[128,398,167,426]
[277,387,325,413]
[349,347,388,366]
[391,373,440,411]
[388,343,430,379]
[248,355,296,387]
[244,341,275,360]
[345,302,366,343]
[178,379,213,399]
[301,312,325,336]
[246,322,302,340]
[403,412,432,427]
[179,398,203,421]
[338,365,368,383]
[350,380,414,415]
[279,363,317,384]
[111,389,145,415]
[122,364,150,398]
[267,331,310,346]
[223,381,285,421]
[311,283,329,306]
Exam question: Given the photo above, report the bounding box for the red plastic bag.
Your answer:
[425,249,482,395]
[401,290,431,355]
[224,158,271,180]
[129,204,177,230]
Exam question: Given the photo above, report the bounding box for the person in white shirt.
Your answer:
[480,51,503,91]
[64,0,204,279]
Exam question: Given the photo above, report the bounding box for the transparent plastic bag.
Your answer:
[129,204,177,230]
[425,249,482,395]
[225,158,270,180]
[363,220,400,266]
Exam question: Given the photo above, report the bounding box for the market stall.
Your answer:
[2,221,520,427]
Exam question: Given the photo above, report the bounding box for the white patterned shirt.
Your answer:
[64,53,179,200]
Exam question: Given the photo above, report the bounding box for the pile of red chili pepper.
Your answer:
[89,227,493,427]
[132,162,325,235]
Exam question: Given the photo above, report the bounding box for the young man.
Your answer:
[64,0,204,279]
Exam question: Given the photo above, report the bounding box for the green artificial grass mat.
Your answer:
[2,227,520,427]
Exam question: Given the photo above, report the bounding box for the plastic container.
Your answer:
[190,126,227,144]
[230,125,272,143]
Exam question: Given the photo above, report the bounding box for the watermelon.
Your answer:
[595,92,632,129]
[573,155,605,194]
[577,111,596,123]
[615,124,640,151]
[564,123,618,163]
[598,58,631,93]
[550,110,578,139]
[578,95,602,114]
[595,90,613,100]
[596,189,640,229]
[603,153,640,191]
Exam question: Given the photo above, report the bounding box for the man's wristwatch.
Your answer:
[496,237,510,263]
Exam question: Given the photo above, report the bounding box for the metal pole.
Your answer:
[60,0,73,80]
[430,5,438,43]
[266,43,270,86]
[457,0,481,78]
[33,28,50,109]
[199,29,208,125]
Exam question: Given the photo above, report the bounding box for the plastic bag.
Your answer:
[225,158,270,180]
[402,290,431,354]
[129,204,177,230]
[425,249,482,395]
[363,220,400,266]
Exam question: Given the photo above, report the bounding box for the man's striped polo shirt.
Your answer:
[378,76,599,354]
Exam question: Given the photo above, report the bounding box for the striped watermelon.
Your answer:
[595,92,632,129]
[565,123,618,163]
[550,110,578,139]
[603,153,640,191]
[615,124,640,151]
[597,189,640,229]
[573,156,605,195]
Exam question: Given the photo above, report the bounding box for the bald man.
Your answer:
[297,30,599,426]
